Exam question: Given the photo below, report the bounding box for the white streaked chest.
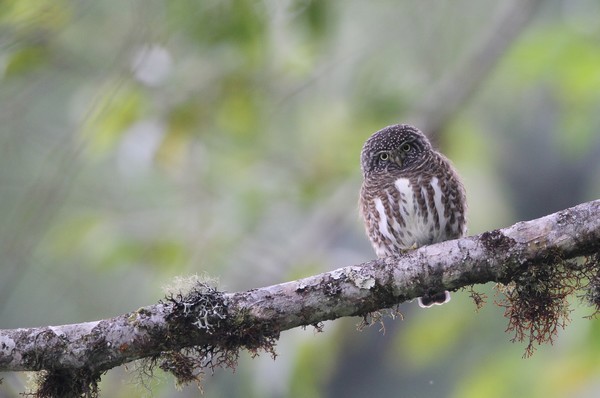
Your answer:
[396,176,447,239]
[370,177,449,254]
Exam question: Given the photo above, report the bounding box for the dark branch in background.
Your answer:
[411,0,543,136]
[1,200,599,397]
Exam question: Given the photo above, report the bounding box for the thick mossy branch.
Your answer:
[0,200,598,397]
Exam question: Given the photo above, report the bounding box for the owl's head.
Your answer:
[360,124,433,178]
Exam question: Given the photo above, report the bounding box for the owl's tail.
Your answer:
[417,291,451,308]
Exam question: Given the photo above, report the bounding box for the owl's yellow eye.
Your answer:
[401,143,411,152]
[379,152,389,161]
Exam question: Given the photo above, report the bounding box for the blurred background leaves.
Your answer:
[1,0,600,397]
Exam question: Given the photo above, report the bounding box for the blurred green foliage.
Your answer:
[1,0,600,397]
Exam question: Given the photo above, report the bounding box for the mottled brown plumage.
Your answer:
[359,124,467,307]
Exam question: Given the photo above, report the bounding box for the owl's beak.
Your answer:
[392,151,404,167]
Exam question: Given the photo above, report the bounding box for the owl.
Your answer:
[359,124,467,307]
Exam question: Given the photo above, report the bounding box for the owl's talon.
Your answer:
[398,243,418,254]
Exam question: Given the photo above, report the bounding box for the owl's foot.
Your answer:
[400,242,419,254]
[417,291,451,308]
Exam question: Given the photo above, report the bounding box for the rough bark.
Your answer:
[0,199,599,395]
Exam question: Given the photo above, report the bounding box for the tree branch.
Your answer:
[1,199,599,395]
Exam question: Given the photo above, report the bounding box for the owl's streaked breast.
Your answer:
[360,176,465,258]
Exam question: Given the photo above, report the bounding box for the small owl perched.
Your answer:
[359,124,467,307]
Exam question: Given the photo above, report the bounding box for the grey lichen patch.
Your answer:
[295,282,308,294]
[164,281,227,335]
[348,269,376,290]
[0,334,15,360]
[327,266,394,330]
[138,280,278,391]
[148,282,231,386]
[321,274,343,296]
[349,272,376,289]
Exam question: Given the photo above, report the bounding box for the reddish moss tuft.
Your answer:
[496,252,599,357]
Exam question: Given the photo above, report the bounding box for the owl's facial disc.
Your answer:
[360,124,431,177]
